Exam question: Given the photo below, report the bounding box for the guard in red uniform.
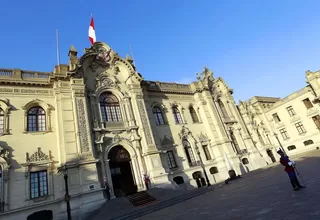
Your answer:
[277,148,305,191]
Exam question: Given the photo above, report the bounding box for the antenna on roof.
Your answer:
[129,44,136,66]
[56,29,60,66]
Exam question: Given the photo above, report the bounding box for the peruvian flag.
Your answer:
[88,17,96,45]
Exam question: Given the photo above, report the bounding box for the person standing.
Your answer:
[277,148,305,191]
[143,174,150,190]
[104,181,111,200]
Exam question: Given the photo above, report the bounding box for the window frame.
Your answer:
[312,115,320,130]
[99,92,123,123]
[294,122,306,134]
[279,128,290,140]
[286,106,296,117]
[165,150,177,169]
[152,107,165,125]
[272,113,281,123]
[27,107,46,132]
[29,170,49,199]
[189,107,199,123]
[302,98,313,109]
[173,106,183,124]
[182,140,196,165]
[202,145,212,160]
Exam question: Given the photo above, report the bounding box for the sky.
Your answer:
[1,0,320,102]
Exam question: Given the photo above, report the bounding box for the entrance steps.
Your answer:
[126,191,156,207]
[90,186,214,220]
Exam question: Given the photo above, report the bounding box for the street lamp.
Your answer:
[195,146,211,187]
[274,133,287,156]
[59,165,72,220]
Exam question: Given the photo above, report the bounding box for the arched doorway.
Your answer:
[266,149,276,163]
[108,145,137,197]
[192,171,206,188]
[27,210,53,220]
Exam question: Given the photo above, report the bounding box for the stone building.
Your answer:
[0,41,274,219]
[238,70,320,163]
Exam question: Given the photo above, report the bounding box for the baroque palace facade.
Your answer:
[0,41,319,219]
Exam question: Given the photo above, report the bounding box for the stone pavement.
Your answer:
[137,149,320,220]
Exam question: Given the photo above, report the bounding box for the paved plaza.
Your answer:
[137,150,320,220]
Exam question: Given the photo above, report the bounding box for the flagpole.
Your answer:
[56,29,60,66]
[129,44,136,66]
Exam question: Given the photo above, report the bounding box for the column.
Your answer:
[124,97,136,126]
[131,157,144,191]
[89,94,99,128]
[104,159,115,198]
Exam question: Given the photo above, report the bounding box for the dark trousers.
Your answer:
[287,171,301,189]
[105,189,111,200]
[145,182,149,190]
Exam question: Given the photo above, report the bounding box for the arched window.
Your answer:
[153,107,165,125]
[182,140,196,165]
[173,107,183,124]
[257,129,265,145]
[0,109,4,135]
[99,92,122,122]
[230,131,241,154]
[218,100,229,119]
[189,107,199,123]
[27,107,46,132]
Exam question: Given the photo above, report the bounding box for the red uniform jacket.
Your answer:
[280,156,295,172]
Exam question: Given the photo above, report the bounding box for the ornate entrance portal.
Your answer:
[108,145,137,197]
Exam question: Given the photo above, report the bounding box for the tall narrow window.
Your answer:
[173,107,183,124]
[0,109,4,135]
[279,128,289,140]
[230,131,241,154]
[100,92,122,122]
[286,106,296,117]
[30,171,48,199]
[202,145,212,160]
[303,98,313,109]
[189,107,199,123]
[182,140,196,165]
[165,151,177,169]
[312,115,320,130]
[295,122,306,134]
[218,100,229,119]
[272,113,281,123]
[153,107,165,125]
[257,129,265,145]
[27,107,46,132]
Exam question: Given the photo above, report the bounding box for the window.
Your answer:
[294,122,306,134]
[202,145,212,160]
[165,151,177,169]
[218,100,229,119]
[303,140,314,146]
[153,107,165,125]
[100,92,122,122]
[312,115,320,129]
[0,109,4,135]
[173,107,183,124]
[303,98,313,109]
[257,129,265,145]
[279,128,289,140]
[27,107,46,132]
[30,171,48,199]
[189,107,199,123]
[182,140,196,165]
[272,113,281,123]
[286,106,296,117]
[287,145,296,151]
[230,131,241,154]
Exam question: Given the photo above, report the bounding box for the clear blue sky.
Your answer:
[1,0,320,101]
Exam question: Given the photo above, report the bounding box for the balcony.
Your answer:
[189,161,201,167]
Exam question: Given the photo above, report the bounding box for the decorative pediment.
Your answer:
[198,132,209,142]
[179,125,191,140]
[22,99,54,112]
[26,148,52,163]
[160,135,174,146]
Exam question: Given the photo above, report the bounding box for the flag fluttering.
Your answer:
[88,17,96,45]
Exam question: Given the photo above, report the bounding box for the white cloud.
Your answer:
[175,77,194,84]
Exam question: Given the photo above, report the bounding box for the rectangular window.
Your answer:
[165,151,177,169]
[286,106,296,117]
[279,128,289,140]
[294,122,306,134]
[202,145,212,160]
[272,113,281,123]
[30,171,48,199]
[303,98,313,109]
[312,115,320,129]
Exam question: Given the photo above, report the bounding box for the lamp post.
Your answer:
[274,133,287,156]
[195,146,211,187]
[60,165,72,220]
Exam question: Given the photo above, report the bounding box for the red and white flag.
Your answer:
[88,17,96,45]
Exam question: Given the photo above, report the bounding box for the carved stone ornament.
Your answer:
[137,100,153,145]
[160,135,174,146]
[96,47,112,64]
[26,147,51,163]
[0,146,11,163]
[198,132,209,142]
[179,125,191,140]
[76,99,90,152]
[101,77,114,87]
